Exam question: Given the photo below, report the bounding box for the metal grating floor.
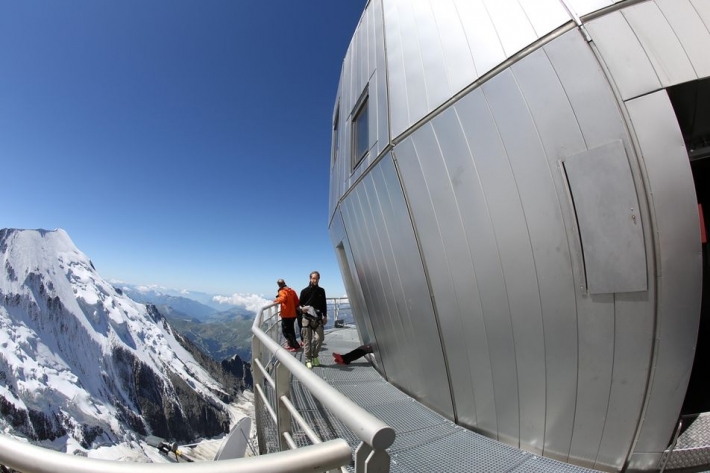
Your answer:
[664,412,710,471]
[258,326,601,472]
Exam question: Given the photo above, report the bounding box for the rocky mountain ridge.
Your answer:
[0,228,244,451]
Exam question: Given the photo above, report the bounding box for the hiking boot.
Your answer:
[312,357,320,367]
[306,361,313,369]
[333,353,346,365]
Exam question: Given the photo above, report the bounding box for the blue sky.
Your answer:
[0,1,367,297]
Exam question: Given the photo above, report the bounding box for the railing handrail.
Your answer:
[0,433,351,473]
[251,302,395,451]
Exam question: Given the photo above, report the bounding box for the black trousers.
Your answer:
[281,318,299,349]
[342,345,371,364]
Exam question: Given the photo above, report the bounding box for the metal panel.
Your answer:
[410,2,451,110]
[543,30,625,469]
[454,0,506,77]
[622,2,696,88]
[585,11,661,101]
[397,125,481,429]
[568,292,614,468]
[656,0,710,80]
[594,292,655,470]
[563,140,647,294]
[430,0,478,94]
[432,107,501,436]
[383,0,409,139]
[373,0,390,158]
[485,67,579,455]
[330,212,383,369]
[626,90,702,455]
[344,153,455,417]
[561,0,613,17]
[393,1,429,134]
[690,0,710,30]
[341,185,406,383]
[373,156,455,418]
[518,0,571,38]
[482,0,538,57]
[511,47,585,462]
[455,87,524,447]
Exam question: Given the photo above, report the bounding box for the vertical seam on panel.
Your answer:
[480,0,508,61]
[689,0,710,33]
[452,105,501,435]
[430,122,481,426]
[508,69,550,455]
[391,144,459,421]
[594,294,618,469]
[450,0,480,78]
[655,0,701,78]
[618,9,664,88]
[583,35,662,470]
[480,86,523,446]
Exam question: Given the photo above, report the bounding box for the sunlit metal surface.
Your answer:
[329,0,710,470]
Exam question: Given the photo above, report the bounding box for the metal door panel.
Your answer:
[518,0,570,38]
[454,0,506,77]
[563,140,647,294]
[544,29,630,151]
[511,48,585,460]
[430,0,478,94]
[625,90,702,455]
[433,107,501,435]
[622,2,697,88]
[595,292,655,470]
[383,0,411,139]
[562,0,613,17]
[409,124,489,429]
[374,153,456,417]
[656,0,710,79]
[456,87,526,447]
[482,0,538,57]
[585,11,662,101]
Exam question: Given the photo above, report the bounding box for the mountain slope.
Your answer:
[0,228,241,450]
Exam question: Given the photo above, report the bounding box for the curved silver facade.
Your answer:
[329,1,710,471]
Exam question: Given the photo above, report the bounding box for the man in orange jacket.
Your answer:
[275,279,300,351]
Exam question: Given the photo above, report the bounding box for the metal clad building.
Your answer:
[328,1,710,470]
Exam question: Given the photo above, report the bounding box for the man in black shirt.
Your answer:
[299,271,327,368]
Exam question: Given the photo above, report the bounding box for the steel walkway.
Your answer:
[260,326,600,473]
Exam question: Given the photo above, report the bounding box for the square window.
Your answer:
[352,95,369,169]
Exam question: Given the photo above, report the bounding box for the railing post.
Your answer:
[355,442,390,473]
[275,360,292,451]
[252,317,267,454]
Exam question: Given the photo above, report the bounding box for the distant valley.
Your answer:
[119,285,258,362]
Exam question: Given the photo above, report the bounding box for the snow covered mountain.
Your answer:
[0,228,243,452]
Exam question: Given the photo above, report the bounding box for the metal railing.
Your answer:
[251,300,395,473]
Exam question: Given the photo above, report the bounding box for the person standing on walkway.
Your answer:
[274,279,300,352]
[299,271,327,368]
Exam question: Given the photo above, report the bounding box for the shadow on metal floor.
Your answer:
[279,326,601,473]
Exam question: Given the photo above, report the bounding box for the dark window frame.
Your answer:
[351,93,369,170]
